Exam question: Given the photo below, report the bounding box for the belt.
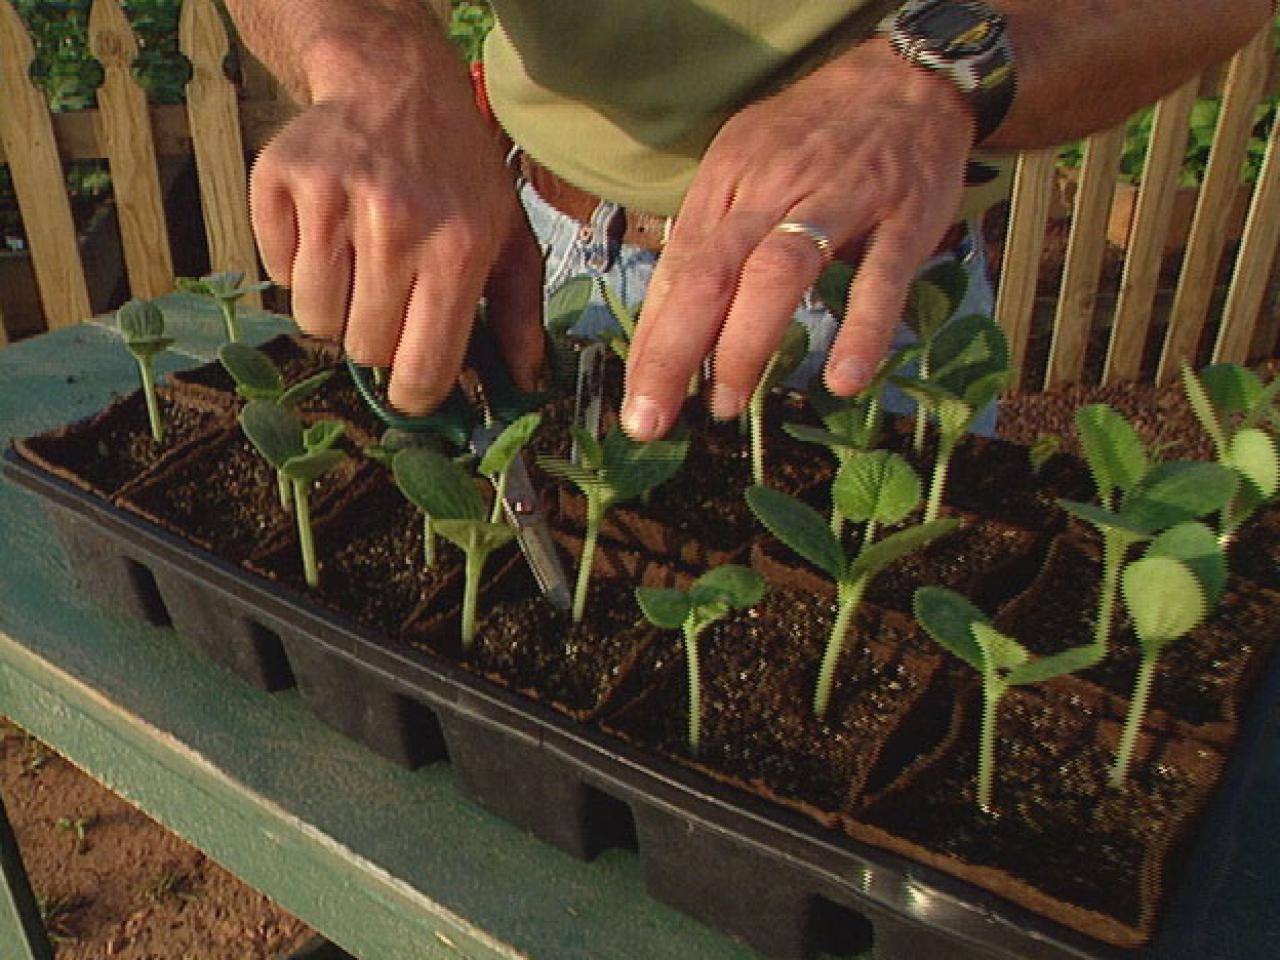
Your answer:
[518,152,968,258]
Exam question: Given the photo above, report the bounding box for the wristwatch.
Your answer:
[876,0,1016,145]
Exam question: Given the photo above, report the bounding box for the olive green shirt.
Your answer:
[485,0,1012,219]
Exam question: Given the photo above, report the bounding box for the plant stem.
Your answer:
[461,544,488,652]
[293,479,318,588]
[978,677,1003,815]
[748,356,777,488]
[924,437,954,524]
[814,577,867,718]
[423,514,436,567]
[276,469,292,512]
[829,503,844,539]
[1095,529,1126,650]
[684,624,703,755]
[912,357,931,454]
[490,469,509,526]
[219,299,241,343]
[136,357,164,442]
[572,496,603,623]
[1111,647,1158,786]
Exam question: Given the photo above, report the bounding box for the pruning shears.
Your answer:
[346,326,573,610]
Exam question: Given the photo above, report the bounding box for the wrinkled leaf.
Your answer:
[1075,404,1147,500]
[117,299,166,342]
[746,485,846,582]
[282,447,346,484]
[602,428,689,505]
[635,586,692,630]
[689,565,766,610]
[239,400,304,469]
[1145,521,1226,608]
[218,343,283,395]
[1122,555,1207,653]
[913,586,985,671]
[393,447,487,521]
[478,413,542,478]
[833,450,920,525]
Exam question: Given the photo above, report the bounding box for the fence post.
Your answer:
[180,0,262,307]
[89,0,174,299]
[0,1,92,329]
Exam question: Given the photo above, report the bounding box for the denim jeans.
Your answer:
[517,175,998,435]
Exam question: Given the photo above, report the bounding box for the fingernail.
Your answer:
[710,383,745,421]
[622,395,665,439]
[829,357,874,393]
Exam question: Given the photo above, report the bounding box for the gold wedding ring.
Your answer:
[774,220,835,266]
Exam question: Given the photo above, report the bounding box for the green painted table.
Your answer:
[0,301,1278,960]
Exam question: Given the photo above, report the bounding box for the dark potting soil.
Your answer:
[167,333,340,395]
[999,529,1280,735]
[119,429,362,563]
[606,588,954,817]
[853,682,1222,940]
[1227,501,1280,592]
[18,387,229,497]
[250,471,464,637]
[412,560,676,720]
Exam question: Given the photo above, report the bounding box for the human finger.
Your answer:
[708,217,835,419]
[247,164,298,288]
[288,182,353,340]
[342,192,419,368]
[484,224,545,392]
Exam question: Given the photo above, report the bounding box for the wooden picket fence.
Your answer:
[1,1,1278,393]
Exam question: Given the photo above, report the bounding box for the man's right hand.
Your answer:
[241,9,544,414]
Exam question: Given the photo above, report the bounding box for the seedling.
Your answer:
[36,891,80,944]
[117,299,174,442]
[54,816,92,845]
[746,321,809,486]
[1027,433,1062,475]
[177,270,270,343]
[913,586,1100,814]
[1182,362,1280,541]
[391,445,515,649]
[145,868,201,904]
[1059,404,1236,655]
[220,342,334,509]
[894,314,1013,522]
[635,565,766,754]
[239,401,348,588]
[477,413,543,525]
[1111,521,1225,785]
[748,453,958,718]
[539,426,690,623]
[902,260,970,453]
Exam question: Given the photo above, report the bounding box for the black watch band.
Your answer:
[877,0,1016,145]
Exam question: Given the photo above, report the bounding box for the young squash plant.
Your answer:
[747,451,958,718]
[913,586,1100,814]
[1059,403,1236,656]
[901,259,971,455]
[1111,520,1226,785]
[177,271,271,344]
[1181,361,1280,542]
[635,565,766,755]
[238,400,348,589]
[745,321,809,487]
[116,299,174,443]
[539,425,690,624]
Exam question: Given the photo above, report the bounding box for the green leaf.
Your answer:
[971,621,1029,673]
[278,370,334,408]
[536,455,598,493]
[599,278,637,342]
[905,279,952,341]
[912,586,985,671]
[782,423,862,454]
[1121,461,1238,531]
[1007,643,1104,685]
[545,276,595,337]
[917,259,969,316]
[1122,555,1208,653]
[935,393,978,442]
[602,428,689,505]
[239,400,304,469]
[1057,498,1151,539]
[117,299,166,342]
[635,586,692,630]
[961,369,1013,413]
[570,426,604,471]
[282,447,346,483]
[1181,362,1228,454]
[746,485,846,581]
[432,519,516,556]
[478,413,542,478]
[689,565,766,610]
[849,518,959,581]
[1145,521,1227,608]
[813,259,856,318]
[218,343,282,395]
[759,322,810,394]
[1226,427,1279,500]
[929,314,1009,397]
[1198,363,1263,418]
[833,451,920,525]
[303,420,345,453]
[393,447,487,521]
[1075,404,1148,500]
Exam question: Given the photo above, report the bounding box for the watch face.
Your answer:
[904,1,1004,58]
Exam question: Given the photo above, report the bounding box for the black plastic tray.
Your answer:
[6,445,1278,960]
